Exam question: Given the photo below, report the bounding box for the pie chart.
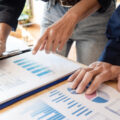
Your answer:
[85,90,110,103]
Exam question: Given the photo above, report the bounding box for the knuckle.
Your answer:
[83,68,87,72]
[46,27,51,32]
[95,75,101,80]
[86,71,93,77]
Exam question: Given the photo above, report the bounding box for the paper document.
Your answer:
[0,51,80,105]
[1,83,120,120]
[6,36,29,52]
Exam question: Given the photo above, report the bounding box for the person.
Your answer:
[0,0,115,65]
[32,0,115,65]
[68,5,120,95]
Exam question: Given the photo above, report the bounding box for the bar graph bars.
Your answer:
[49,89,93,118]
[13,58,53,77]
[23,101,66,120]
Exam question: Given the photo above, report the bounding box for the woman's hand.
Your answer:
[68,62,120,94]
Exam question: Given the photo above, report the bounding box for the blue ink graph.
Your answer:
[49,89,93,118]
[22,101,66,120]
[13,58,52,77]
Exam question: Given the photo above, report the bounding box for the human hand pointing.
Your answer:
[32,12,77,54]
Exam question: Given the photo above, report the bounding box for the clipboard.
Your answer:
[0,51,80,109]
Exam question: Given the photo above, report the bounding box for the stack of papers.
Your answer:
[0,51,80,108]
[1,83,120,120]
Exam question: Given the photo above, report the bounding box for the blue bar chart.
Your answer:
[22,101,66,120]
[48,89,93,118]
[13,58,52,77]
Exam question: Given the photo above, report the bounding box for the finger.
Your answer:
[58,36,67,51]
[45,29,55,54]
[40,40,47,51]
[67,69,81,82]
[76,68,101,94]
[72,68,93,89]
[71,69,87,90]
[85,73,106,94]
[32,32,48,55]
[52,34,61,53]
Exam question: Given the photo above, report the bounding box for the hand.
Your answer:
[0,23,11,56]
[68,61,120,94]
[32,11,78,54]
[32,0,100,54]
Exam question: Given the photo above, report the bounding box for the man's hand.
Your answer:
[68,62,120,94]
[0,23,11,56]
[32,13,77,54]
[32,0,100,54]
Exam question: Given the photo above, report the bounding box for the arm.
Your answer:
[99,5,120,65]
[68,5,120,94]
[33,0,112,54]
[0,0,25,55]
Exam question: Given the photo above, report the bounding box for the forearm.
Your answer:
[64,0,101,24]
[0,23,12,41]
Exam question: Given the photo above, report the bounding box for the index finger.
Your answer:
[32,32,48,55]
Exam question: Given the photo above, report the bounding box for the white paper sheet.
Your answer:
[0,51,80,104]
[6,36,29,52]
[1,83,120,120]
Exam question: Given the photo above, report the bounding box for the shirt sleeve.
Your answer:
[99,6,120,65]
[0,0,26,30]
[97,0,113,13]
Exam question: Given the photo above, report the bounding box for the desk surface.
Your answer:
[0,63,118,114]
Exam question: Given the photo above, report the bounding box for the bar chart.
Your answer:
[1,83,120,120]
[22,101,66,120]
[49,89,93,118]
[13,58,53,77]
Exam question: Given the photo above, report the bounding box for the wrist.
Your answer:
[63,11,79,27]
[111,65,120,78]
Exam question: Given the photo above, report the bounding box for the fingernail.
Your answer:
[86,89,92,94]
[76,88,82,94]
[32,50,36,55]
[46,51,50,54]
[72,85,75,89]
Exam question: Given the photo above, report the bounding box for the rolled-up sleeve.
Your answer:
[0,0,25,30]
[97,0,113,13]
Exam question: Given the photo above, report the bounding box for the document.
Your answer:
[1,83,120,120]
[6,36,29,52]
[0,51,80,106]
